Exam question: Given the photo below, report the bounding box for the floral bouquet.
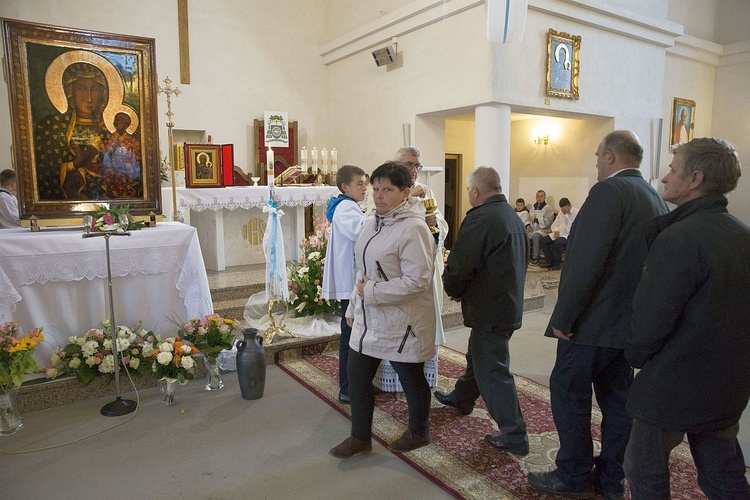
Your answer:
[442,247,450,266]
[179,314,237,361]
[91,203,145,232]
[287,219,339,317]
[150,337,199,383]
[0,322,44,393]
[48,320,157,386]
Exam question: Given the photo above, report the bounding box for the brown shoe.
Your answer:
[387,431,430,453]
[329,436,372,458]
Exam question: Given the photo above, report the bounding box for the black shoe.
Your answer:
[433,391,472,415]
[527,470,595,498]
[592,468,625,500]
[338,393,350,403]
[549,265,561,270]
[483,434,529,456]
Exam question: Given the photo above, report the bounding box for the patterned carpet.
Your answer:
[277,342,721,499]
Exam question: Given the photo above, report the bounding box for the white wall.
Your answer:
[326,3,492,171]
[713,57,750,223]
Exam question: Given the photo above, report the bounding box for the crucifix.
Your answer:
[158,77,181,221]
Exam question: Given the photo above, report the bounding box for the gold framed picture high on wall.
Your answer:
[546,29,581,100]
[1,19,161,221]
[670,98,695,147]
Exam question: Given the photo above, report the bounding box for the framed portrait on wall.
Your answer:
[1,19,161,221]
[184,144,222,188]
[670,98,695,147]
[546,29,581,100]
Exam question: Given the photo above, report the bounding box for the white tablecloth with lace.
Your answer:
[0,222,213,358]
[161,186,339,270]
[161,186,339,222]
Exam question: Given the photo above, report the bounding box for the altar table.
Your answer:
[0,222,213,361]
[161,186,339,271]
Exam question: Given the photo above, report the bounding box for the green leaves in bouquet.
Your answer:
[287,220,340,317]
[179,315,238,360]
[92,204,146,231]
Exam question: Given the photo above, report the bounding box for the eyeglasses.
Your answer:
[403,161,423,171]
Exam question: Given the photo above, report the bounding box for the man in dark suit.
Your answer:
[527,131,668,499]
[436,166,530,456]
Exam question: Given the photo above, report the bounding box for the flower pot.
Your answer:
[204,355,224,391]
[159,378,181,406]
[236,328,266,400]
[0,388,23,436]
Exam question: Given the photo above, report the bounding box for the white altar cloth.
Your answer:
[161,186,339,270]
[0,222,213,360]
[161,185,339,221]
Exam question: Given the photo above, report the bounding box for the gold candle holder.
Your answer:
[263,299,295,346]
[422,198,439,234]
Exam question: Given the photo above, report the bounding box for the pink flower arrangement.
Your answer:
[287,220,339,317]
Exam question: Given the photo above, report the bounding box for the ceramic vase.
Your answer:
[204,355,224,391]
[236,328,266,400]
[0,388,23,436]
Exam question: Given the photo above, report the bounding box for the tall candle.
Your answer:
[321,148,328,174]
[266,147,275,186]
[311,147,318,174]
[330,148,338,173]
[301,147,308,172]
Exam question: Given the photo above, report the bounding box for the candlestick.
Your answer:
[301,147,308,172]
[266,147,275,186]
[311,147,318,174]
[321,148,328,174]
[331,148,338,173]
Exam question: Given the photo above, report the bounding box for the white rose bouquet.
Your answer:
[48,320,157,386]
[150,336,199,384]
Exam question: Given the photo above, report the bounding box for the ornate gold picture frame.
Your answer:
[546,29,581,100]
[184,144,222,188]
[1,19,161,220]
[670,97,695,147]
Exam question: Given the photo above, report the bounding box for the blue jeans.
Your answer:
[550,341,633,493]
[624,419,750,499]
[540,235,567,267]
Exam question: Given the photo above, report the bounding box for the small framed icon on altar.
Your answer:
[185,144,222,188]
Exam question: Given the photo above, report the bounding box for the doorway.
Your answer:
[444,153,462,249]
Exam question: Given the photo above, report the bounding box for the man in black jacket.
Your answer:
[624,137,750,498]
[436,166,530,455]
[528,131,668,499]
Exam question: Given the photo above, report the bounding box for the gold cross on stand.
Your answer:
[158,77,181,221]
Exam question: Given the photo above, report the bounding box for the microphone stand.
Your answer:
[82,216,137,416]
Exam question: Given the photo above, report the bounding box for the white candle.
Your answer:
[331,148,338,172]
[301,147,308,172]
[266,147,275,186]
[311,147,318,174]
[321,148,328,174]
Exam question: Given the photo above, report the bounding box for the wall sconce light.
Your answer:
[533,134,550,146]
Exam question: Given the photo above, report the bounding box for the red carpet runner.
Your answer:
[277,341,738,499]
